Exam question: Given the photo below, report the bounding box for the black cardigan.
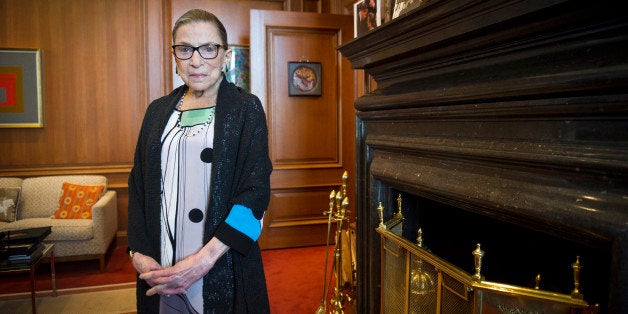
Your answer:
[127,78,272,313]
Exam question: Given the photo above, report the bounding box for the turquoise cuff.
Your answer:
[225,204,262,241]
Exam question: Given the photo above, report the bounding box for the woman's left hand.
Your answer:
[139,237,229,296]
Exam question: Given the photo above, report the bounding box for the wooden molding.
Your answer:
[0,164,132,178]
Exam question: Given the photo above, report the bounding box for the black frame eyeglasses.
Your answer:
[172,44,223,60]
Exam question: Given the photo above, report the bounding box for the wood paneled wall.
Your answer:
[0,0,168,244]
[0,0,352,244]
[0,0,151,166]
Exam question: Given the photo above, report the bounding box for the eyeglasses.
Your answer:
[172,44,223,60]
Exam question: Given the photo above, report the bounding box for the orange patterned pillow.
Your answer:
[52,182,105,219]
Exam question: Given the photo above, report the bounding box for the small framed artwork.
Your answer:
[392,0,427,19]
[288,61,322,96]
[0,48,43,128]
[379,0,395,25]
[354,0,379,37]
[225,45,250,92]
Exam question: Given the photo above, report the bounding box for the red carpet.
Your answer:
[264,245,333,313]
[0,245,335,313]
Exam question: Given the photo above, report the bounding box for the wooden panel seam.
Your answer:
[268,218,329,228]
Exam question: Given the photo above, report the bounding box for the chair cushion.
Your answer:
[52,182,104,219]
[6,217,93,241]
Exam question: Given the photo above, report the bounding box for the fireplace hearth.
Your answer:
[339,0,627,313]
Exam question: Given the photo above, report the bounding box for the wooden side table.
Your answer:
[0,243,56,314]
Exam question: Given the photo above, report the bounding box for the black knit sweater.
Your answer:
[127,78,272,313]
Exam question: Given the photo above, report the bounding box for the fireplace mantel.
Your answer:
[339,0,627,312]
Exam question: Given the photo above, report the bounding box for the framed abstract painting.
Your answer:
[0,48,43,128]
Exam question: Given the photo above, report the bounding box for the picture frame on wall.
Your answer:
[0,48,43,128]
[288,61,322,96]
[225,45,250,93]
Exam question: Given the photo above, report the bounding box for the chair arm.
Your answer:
[91,190,118,251]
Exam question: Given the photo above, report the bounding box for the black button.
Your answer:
[201,148,213,163]
[188,208,204,223]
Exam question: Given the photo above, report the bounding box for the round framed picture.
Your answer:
[288,62,322,96]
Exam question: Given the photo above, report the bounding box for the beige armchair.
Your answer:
[0,175,117,272]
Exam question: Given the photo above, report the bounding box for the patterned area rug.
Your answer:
[0,284,136,313]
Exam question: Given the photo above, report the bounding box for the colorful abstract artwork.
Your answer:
[226,45,250,93]
[0,49,43,128]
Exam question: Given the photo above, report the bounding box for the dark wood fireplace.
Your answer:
[339,0,627,313]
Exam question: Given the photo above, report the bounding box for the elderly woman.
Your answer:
[127,9,272,314]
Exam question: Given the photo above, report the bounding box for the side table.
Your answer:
[0,243,56,314]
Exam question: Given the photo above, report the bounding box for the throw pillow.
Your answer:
[52,182,104,219]
[0,187,21,222]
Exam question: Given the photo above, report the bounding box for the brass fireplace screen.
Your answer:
[376,204,597,314]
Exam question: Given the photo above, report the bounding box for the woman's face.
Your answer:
[173,21,231,94]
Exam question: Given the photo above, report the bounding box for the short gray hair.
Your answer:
[172,9,228,49]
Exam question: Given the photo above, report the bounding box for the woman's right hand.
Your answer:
[131,252,163,287]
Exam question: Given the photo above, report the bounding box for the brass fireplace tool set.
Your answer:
[316,171,355,314]
[376,196,597,313]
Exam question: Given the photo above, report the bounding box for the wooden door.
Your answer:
[251,10,355,249]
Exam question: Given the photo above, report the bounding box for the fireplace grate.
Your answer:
[378,225,595,314]
[382,238,406,314]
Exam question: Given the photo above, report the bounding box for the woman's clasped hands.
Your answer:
[138,252,211,296]
[133,238,229,297]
